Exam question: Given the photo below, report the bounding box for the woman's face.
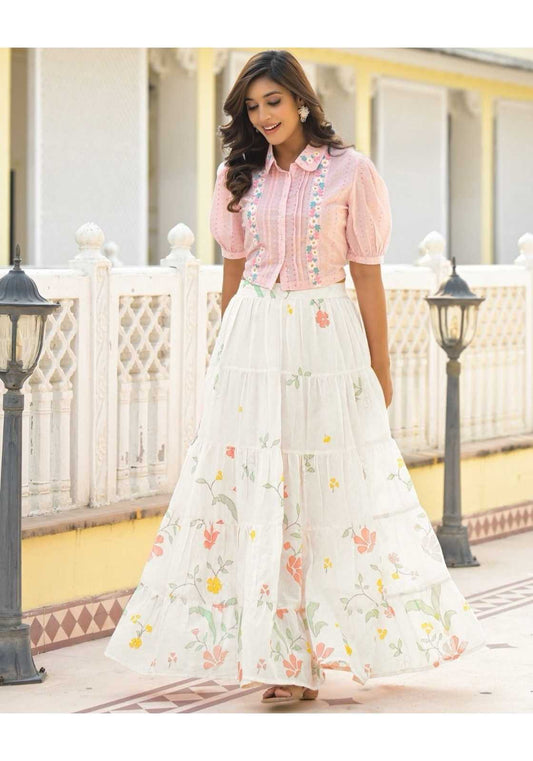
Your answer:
[244,76,303,146]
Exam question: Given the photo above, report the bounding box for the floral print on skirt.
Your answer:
[104,276,488,689]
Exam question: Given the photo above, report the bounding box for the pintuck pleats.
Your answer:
[104,277,488,689]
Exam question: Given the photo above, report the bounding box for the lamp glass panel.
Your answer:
[462,305,479,347]
[16,315,42,370]
[0,314,12,371]
[442,304,463,346]
[428,304,444,347]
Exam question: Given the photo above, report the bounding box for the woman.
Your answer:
[104,50,488,705]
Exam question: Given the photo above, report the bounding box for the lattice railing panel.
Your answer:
[116,294,171,498]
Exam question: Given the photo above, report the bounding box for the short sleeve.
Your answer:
[209,161,246,259]
[346,154,392,265]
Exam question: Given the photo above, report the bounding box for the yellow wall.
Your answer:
[412,446,533,520]
[197,49,216,265]
[23,515,163,610]
[480,92,494,265]
[0,49,10,266]
[22,444,533,611]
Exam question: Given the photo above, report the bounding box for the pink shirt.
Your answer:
[209,141,392,291]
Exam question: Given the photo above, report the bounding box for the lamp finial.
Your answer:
[14,244,22,271]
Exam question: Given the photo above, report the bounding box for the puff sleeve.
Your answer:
[346,154,392,264]
[209,161,246,259]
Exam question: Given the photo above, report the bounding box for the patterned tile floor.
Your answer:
[1,530,532,714]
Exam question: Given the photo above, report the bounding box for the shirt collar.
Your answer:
[265,142,328,174]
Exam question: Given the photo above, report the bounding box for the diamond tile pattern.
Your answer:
[23,590,133,653]
[466,502,533,543]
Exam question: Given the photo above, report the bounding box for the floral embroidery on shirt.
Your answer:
[245,169,267,283]
[298,149,321,165]
[305,155,330,286]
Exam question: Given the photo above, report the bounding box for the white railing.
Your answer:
[2,224,532,517]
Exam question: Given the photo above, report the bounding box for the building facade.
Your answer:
[1,47,533,269]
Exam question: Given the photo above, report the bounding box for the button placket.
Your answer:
[276,171,292,289]
[286,169,303,288]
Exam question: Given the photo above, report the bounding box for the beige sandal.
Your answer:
[261,684,319,704]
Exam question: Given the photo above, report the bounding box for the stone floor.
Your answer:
[1,530,532,714]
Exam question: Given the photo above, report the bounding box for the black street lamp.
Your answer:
[0,245,60,685]
[425,256,485,567]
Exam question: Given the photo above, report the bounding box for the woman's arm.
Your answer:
[221,257,246,320]
[349,261,393,408]
[210,161,247,321]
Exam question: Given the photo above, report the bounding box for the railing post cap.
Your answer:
[168,223,195,250]
[75,222,105,250]
[422,231,446,255]
[515,232,533,268]
[161,223,197,269]
[518,232,533,253]
[103,241,123,267]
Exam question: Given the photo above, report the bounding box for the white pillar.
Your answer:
[69,222,112,507]
[27,48,148,267]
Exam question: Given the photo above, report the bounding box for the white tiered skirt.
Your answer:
[104,276,488,689]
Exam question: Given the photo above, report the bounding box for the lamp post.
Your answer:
[425,256,485,567]
[0,245,59,685]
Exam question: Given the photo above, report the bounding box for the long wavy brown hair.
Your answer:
[217,49,356,212]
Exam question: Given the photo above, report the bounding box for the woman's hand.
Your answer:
[349,263,393,408]
[372,362,393,408]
